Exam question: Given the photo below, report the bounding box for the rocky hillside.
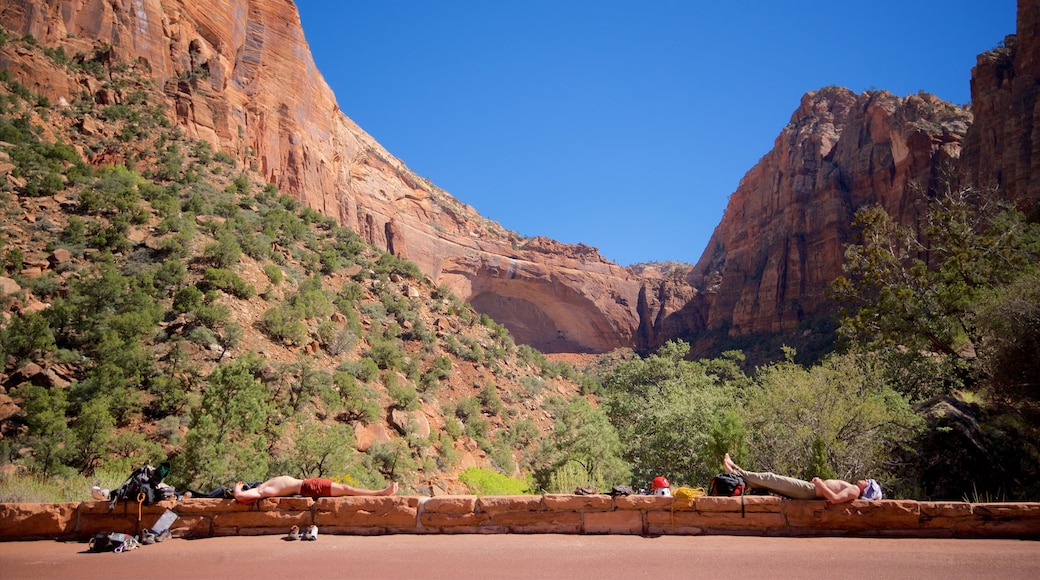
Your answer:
[0,0,1033,364]
[0,35,597,493]
[0,0,652,356]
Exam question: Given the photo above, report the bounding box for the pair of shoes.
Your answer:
[302,525,318,541]
[284,525,300,541]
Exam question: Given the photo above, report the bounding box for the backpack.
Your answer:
[708,473,745,496]
[708,473,747,518]
[88,532,140,553]
[109,462,171,510]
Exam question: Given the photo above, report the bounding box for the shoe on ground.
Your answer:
[302,525,318,541]
[91,486,110,501]
[283,525,300,541]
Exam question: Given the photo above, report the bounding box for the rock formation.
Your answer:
[961,0,1040,211]
[0,0,648,354]
[683,88,971,347]
[0,0,1029,357]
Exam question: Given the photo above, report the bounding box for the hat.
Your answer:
[860,479,883,500]
[651,476,670,490]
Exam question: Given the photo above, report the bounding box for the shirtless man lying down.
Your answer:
[723,453,882,504]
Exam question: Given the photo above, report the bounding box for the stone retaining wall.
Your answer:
[1,495,1038,541]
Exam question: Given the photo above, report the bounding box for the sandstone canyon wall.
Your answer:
[0,0,1031,358]
[961,0,1040,211]
[0,0,647,353]
[672,0,1037,356]
[683,88,970,346]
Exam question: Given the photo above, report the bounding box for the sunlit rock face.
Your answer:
[961,0,1040,211]
[0,0,649,353]
[687,88,971,338]
[1,0,1024,355]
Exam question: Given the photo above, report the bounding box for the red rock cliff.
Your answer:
[0,0,648,353]
[685,88,970,341]
[0,0,1027,357]
[961,0,1040,210]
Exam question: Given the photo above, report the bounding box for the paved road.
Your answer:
[1,534,1037,580]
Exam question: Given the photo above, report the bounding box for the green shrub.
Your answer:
[374,252,423,280]
[193,302,230,329]
[387,376,420,411]
[263,264,283,284]
[260,304,307,345]
[202,230,242,267]
[201,268,255,299]
[4,247,24,273]
[458,467,530,495]
[79,165,144,216]
[333,371,382,423]
[173,286,204,313]
[287,278,332,319]
[366,337,404,370]
[2,311,56,361]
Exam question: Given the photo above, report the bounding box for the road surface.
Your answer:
[1,534,1037,579]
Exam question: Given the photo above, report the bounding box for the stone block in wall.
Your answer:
[694,496,782,513]
[785,500,920,533]
[543,494,613,512]
[167,498,235,514]
[959,503,1040,538]
[647,509,706,535]
[918,501,973,536]
[211,509,312,529]
[78,498,179,515]
[315,497,418,529]
[169,514,211,538]
[614,495,671,510]
[487,510,563,527]
[477,496,544,515]
[647,509,785,535]
[490,510,582,533]
[420,511,491,529]
[0,502,77,539]
[262,497,314,511]
[583,510,643,534]
[422,495,478,513]
[78,513,147,536]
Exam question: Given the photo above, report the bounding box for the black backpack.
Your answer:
[708,473,745,496]
[708,473,747,518]
[88,531,139,552]
[109,462,171,510]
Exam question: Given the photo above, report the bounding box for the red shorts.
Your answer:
[299,478,333,498]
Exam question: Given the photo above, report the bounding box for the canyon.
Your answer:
[0,0,1036,357]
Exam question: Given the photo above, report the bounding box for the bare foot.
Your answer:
[380,482,398,496]
[723,453,737,474]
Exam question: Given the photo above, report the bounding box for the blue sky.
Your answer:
[295,1,1017,266]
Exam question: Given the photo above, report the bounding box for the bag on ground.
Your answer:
[88,532,136,552]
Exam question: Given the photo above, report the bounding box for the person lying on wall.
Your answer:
[723,453,882,504]
[233,476,398,504]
